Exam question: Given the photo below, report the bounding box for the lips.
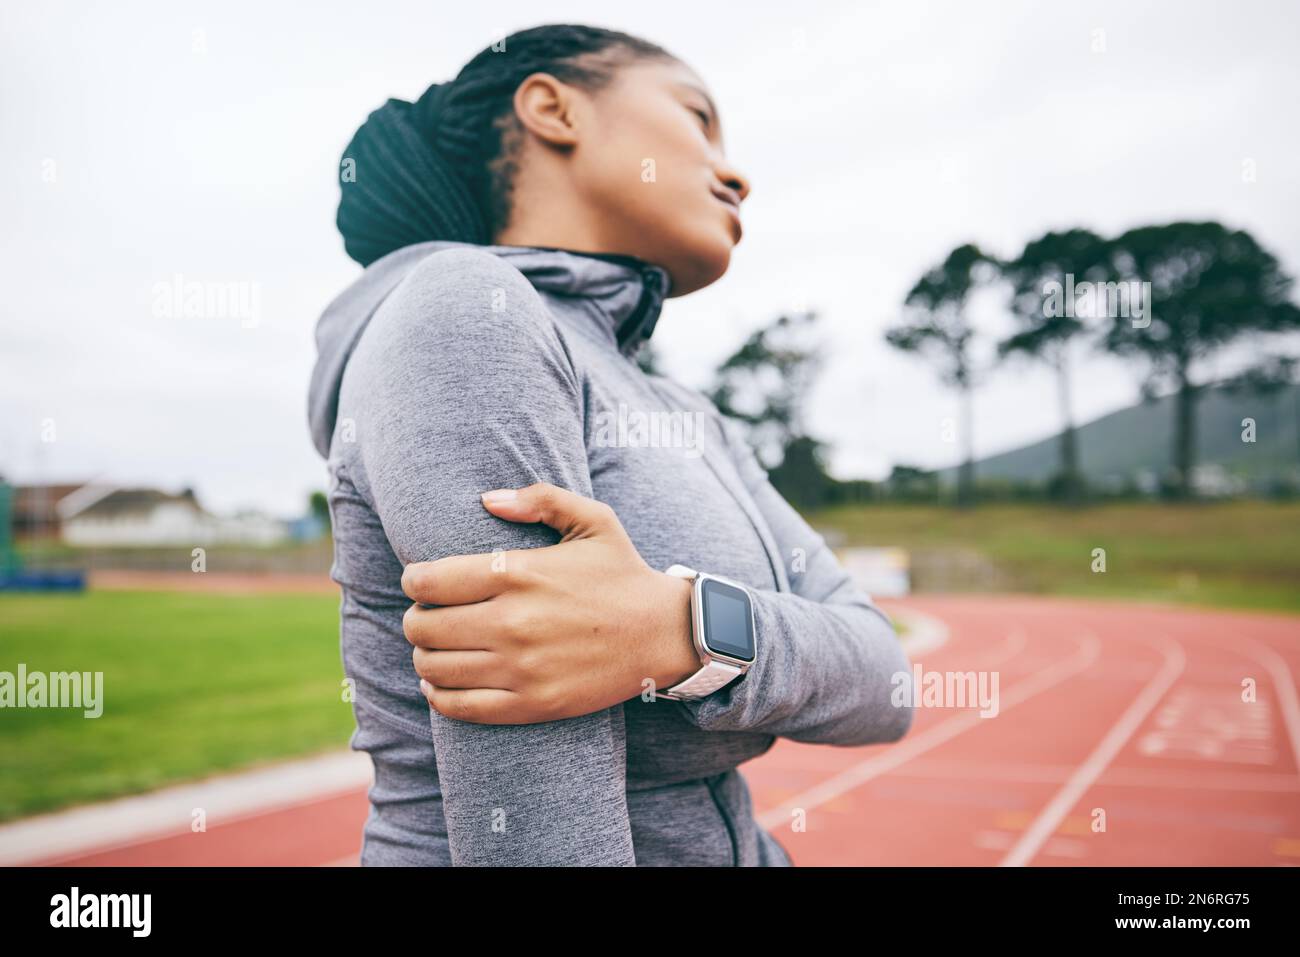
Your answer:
[711,186,743,239]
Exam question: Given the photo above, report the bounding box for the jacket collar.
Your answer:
[409,240,672,357]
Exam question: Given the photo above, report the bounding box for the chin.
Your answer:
[663,232,733,295]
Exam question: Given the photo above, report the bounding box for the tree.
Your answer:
[997,228,1112,503]
[885,464,939,502]
[309,490,331,531]
[708,310,844,507]
[1104,222,1300,498]
[709,310,822,470]
[766,435,837,510]
[1220,354,1297,397]
[886,244,996,507]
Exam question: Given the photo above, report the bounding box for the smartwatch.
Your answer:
[656,564,757,701]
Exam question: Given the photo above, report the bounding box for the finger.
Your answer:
[403,599,503,650]
[480,482,617,540]
[418,683,525,724]
[412,647,511,690]
[401,551,514,605]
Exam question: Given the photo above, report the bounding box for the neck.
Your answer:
[494,223,609,258]
[493,173,626,257]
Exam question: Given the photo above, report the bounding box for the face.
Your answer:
[570,57,751,296]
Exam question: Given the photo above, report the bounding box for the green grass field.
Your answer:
[813,500,1300,612]
[0,590,354,823]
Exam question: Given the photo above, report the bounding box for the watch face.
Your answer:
[699,577,755,663]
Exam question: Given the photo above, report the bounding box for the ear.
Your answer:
[512,72,582,148]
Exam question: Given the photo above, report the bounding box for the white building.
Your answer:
[57,485,287,546]
[1190,464,1248,498]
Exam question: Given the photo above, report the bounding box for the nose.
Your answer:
[716,160,751,203]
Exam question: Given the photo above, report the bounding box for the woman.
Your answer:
[308,23,914,866]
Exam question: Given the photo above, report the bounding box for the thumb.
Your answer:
[480,482,619,540]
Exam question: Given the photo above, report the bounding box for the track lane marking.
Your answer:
[1173,627,1300,776]
[756,625,1103,830]
[999,632,1186,867]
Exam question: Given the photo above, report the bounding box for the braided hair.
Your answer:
[337,24,673,267]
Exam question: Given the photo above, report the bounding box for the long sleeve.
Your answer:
[673,412,916,746]
[347,248,636,865]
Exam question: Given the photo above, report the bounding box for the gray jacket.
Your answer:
[307,241,915,866]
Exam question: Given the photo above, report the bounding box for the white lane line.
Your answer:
[999,632,1186,867]
[756,627,1103,830]
[1176,627,1300,778]
[979,629,1029,670]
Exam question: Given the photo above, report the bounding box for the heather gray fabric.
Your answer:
[308,240,915,866]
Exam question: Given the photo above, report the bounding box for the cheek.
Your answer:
[629,138,720,233]
[647,126,711,195]
[589,109,707,201]
[580,111,735,285]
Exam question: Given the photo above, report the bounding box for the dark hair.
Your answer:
[336,24,674,267]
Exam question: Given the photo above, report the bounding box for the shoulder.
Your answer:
[360,247,574,374]
[381,247,554,340]
[348,247,580,403]
[401,246,536,301]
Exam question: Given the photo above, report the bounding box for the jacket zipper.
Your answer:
[615,266,666,354]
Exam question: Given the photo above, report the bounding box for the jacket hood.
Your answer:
[307,240,672,459]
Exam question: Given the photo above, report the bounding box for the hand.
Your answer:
[401,482,701,725]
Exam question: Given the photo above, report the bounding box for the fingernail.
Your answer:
[481,488,518,503]
[419,679,432,697]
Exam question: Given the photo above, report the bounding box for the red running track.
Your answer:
[31,595,1300,866]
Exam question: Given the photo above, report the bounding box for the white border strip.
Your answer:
[891,607,950,658]
[0,749,372,866]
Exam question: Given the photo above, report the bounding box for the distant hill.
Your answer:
[939,384,1300,488]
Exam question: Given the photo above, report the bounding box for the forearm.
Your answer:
[637,394,918,745]
[670,583,915,744]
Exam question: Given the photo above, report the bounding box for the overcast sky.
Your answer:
[2,0,1298,516]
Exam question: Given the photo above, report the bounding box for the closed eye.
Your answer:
[691,107,711,130]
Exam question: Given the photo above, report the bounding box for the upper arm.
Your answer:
[344,249,636,865]
[352,248,586,563]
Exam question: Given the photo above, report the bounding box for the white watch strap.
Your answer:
[659,563,743,701]
[662,658,744,701]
